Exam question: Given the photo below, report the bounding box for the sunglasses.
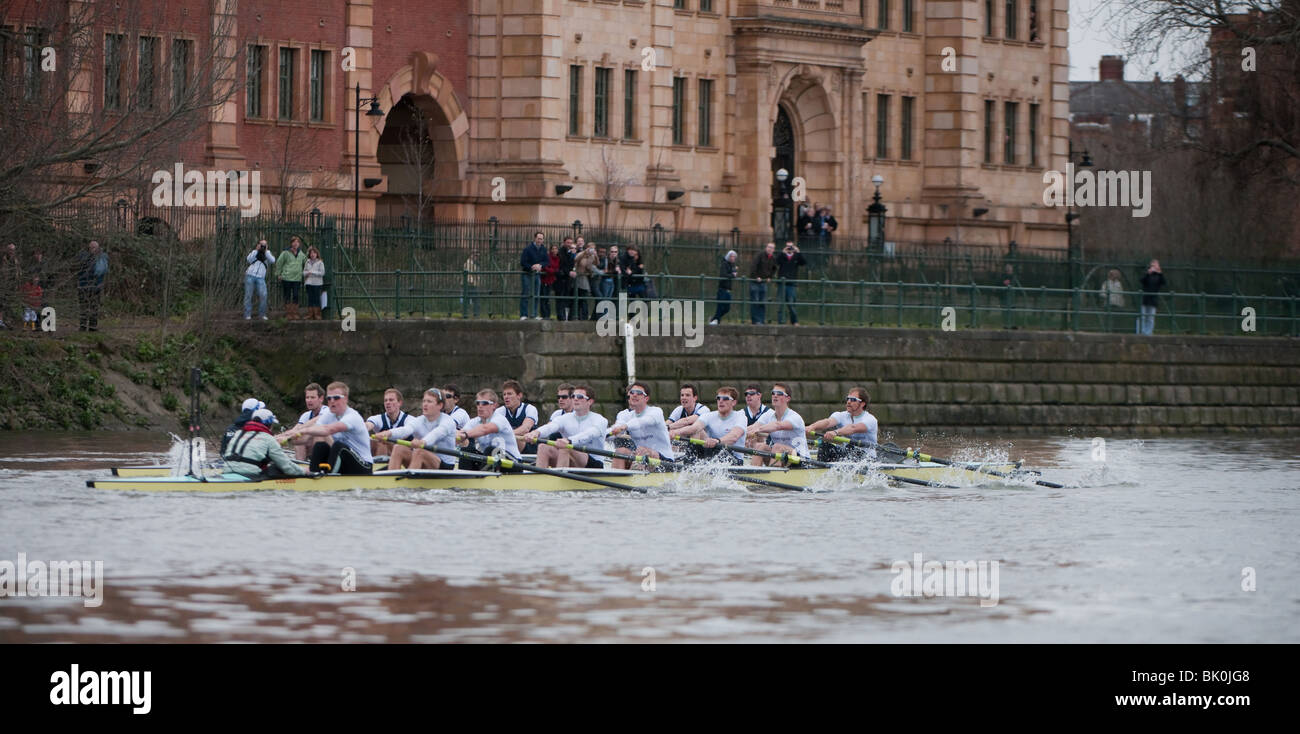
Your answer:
[326,395,345,402]
[475,400,495,406]
[744,390,760,396]
[627,389,647,396]
[845,396,863,402]
[771,390,789,397]
[571,394,589,401]
[715,396,734,402]
[557,394,571,399]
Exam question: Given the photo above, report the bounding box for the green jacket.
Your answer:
[276,247,308,282]
[222,428,306,477]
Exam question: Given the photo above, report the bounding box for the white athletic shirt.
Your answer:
[494,403,539,429]
[549,408,569,423]
[668,403,711,422]
[465,413,523,460]
[297,407,323,425]
[614,406,675,459]
[535,411,610,466]
[699,410,747,461]
[756,407,809,458]
[447,406,470,429]
[390,413,458,465]
[366,411,410,432]
[830,409,879,455]
[317,407,374,462]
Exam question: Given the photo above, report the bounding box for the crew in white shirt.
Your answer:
[549,383,574,423]
[524,384,609,468]
[282,381,373,474]
[666,383,710,432]
[379,388,458,469]
[745,382,809,466]
[366,388,411,457]
[459,388,523,469]
[442,384,470,429]
[682,386,747,464]
[608,381,675,469]
[806,386,880,462]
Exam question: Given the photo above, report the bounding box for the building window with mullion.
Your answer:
[698,78,713,146]
[1004,101,1018,164]
[594,67,610,137]
[672,77,686,145]
[878,0,889,30]
[1029,103,1039,167]
[104,34,124,111]
[310,49,327,122]
[984,100,995,163]
[623,69,637,139]
[247,45,265,118]
[137,36,158,110]
[900,96,914,160]
[876,94,890,158]
[985,0,995,37]
[903,0,914,32]
[569,65,582,136]
[278,47,296,119]
[1005,0,1018,39]
[172,39,192,110]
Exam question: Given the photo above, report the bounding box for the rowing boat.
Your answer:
[112,456,392,478]
[90,460,1026,493]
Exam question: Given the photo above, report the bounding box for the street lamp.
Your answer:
[354,83,384,251]
[1066,144,1093,290]
[772,168,792,242]
[867,174,887,252]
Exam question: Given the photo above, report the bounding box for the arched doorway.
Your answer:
[377,93,453,224]
[771,105,796,242]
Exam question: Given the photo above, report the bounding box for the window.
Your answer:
[901,96,914,160]
[138,36,158,110]
[105,34,125,110]
[672,77,686,145]
[23,27,48,101]
[594,67,610,137]
[310,49,327,122]
[698,78,713,146]
[674,0,686,8]
[623,69,637,139]
[700,0,713,10]
[1029,0,1039,41]
[172,39,192,109]
[569,65,582,135]
[862,92,872,155]
[0,27,9,88]
[1004,101,1018,163]
[878,0,889,30]
[903,0,914,32]
[876,94,890,158]
[1029,103,1039,166]
[278,46,296,119]
[984,100,995,163]
[247,45,266,118]
[1005,0,1017,39]
[985,0,995,36]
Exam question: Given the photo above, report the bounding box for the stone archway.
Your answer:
[773,68,838,219]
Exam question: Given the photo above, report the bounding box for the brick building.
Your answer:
[5,0,1072,247]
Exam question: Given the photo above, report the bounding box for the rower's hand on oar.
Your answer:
[523,430,541,443]
[375,430,391,442]
[553,437,570,449]
[823,430,839,440]
[608,424,626,436]
[702,437,719,448]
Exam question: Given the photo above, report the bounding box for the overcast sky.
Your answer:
[1069,0,1206,81]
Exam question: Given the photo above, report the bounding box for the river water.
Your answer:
[1,432,1297,643]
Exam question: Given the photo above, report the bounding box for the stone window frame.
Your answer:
[671,74,688,147]
[170,36,196,112]
[103,31,127,112]
[246,43,268,120]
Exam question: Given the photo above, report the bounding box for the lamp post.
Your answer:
[867,174,886,252]
[354,83,384,251]
[1066,143,1093,290]
[771,168,792,243]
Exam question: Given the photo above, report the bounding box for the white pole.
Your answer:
[623,320,636,385]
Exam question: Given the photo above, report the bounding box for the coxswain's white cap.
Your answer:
[252,408,276,425]
[242,398,265,412]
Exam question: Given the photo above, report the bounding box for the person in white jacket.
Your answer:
[524,384,609,468]
[244,239,276,320]
[608,381,675,469]
[378,388,458,470]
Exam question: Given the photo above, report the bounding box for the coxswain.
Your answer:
[222,409,308,478]
[523,384,609,468]
[221,397,265,455]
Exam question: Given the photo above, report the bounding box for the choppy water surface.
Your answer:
[1,432,1297,643]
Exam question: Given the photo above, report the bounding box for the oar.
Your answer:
[383,438,647,493]
[531,438,676,468]
[808,431,1064,488]
[677,438,957,489]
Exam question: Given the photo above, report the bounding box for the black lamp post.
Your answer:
[354,83,384,250]
[867,174,887,252]
[771,168,792,243]
[1066,143,1093,290]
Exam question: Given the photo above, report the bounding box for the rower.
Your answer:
[608,381,675,469]
[458,389,523,470]
[666,383,710,432]
[366,388,411,457]
[282,381,374,475]
[495,379,538,454]
[549,383,574,422]
[806,386,879,462]
[745,382,809,466]
[221,397,265,455]
[741,382,771,453]
[278,383,330,460]
[679,386,746,464]
[523,384,609,468]
[442,383,470,429]
[223,409,307,478]
[381,388,458,470]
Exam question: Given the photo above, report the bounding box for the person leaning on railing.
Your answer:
[519,231,547,320]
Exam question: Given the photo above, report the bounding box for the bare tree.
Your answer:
[393,102,437,232]
[587,145,637,228]
[266,124,342,218]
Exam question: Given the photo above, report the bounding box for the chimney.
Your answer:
[1173,74,1187,109]
[1099,55,1125,81]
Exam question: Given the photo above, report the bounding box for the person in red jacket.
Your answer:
[540,243,559,319]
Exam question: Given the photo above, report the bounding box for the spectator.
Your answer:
[77,240,109,331]
[574,240,598,320]
[21,276,41,331]
[555,236,576,320]
[540,243,559,319]
[276,235,307,320]
[776,241,807,325]
[605,245,622,298]
[29,251,47,310]
[796,203,816,247]
[1000,264,1020,329]
[463,251,482,318]
[709,249,739,325]
[244,238,275,321]
[622,246,647,298]
[1101,269,1125,308]
[818,205,838,245]
[0,243,18,330]
[1137,259,1165,335]
[303,246,325,320]
[749,241,778,324]
[519,231,547,320]
[595,245,614,302]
